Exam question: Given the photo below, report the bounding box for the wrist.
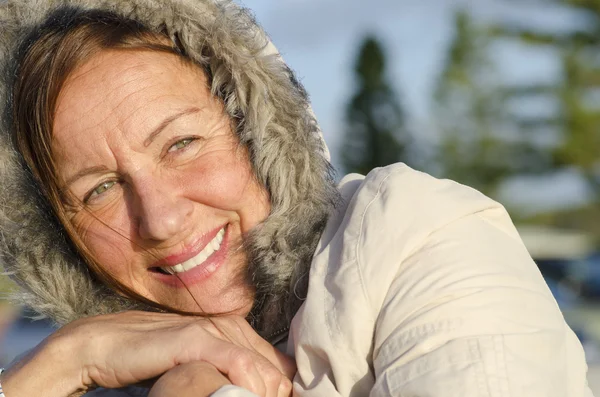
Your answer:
[2,333,88,397]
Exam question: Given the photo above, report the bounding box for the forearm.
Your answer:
[0,312,295,397]
[1,336,86,397]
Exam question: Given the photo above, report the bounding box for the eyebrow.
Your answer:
[143,106,201,147]
[62,165,110,189]
[62,107,201,190]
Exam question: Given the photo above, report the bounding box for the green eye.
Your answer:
[168,138,194,152]
[89,181,116,200]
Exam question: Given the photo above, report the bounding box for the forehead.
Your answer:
[53,49,210,146]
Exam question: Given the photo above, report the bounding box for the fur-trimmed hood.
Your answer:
[0,0,338,336]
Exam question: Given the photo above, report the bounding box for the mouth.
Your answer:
[151,225,226,276]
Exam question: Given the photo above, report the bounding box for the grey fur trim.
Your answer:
[0,0,339,334]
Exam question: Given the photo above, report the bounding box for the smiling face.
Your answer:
[51,49,270,315]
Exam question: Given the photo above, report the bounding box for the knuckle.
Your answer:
[230,349,255,372]
[263,367,282,386]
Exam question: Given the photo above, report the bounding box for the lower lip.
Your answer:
[151,226,230,288]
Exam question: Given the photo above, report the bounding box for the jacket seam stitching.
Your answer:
[471,338,490,397]
[495,335,511,397]
[355,169,396,319]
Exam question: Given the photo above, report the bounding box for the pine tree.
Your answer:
[488,0,600,235]
[342,36,409,175]
[492,0,600,195]
[434,11,550,198]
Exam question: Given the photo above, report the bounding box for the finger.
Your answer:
[224,350,267,397]
[247,351,287,397]
[249,347,294,397]
[186,338,267,396]
[254,342,296,380]
[195,330,283,397]
[277,377,293,397]
[148,361,230,397]
[221,317,297,379]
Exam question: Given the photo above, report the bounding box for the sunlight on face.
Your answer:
[52,50,270,315]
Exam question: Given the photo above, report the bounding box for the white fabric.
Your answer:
[212,385,257,396]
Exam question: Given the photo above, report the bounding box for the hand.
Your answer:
[149,361,293,397]
[1,311,295,397]
[148,361,230,397]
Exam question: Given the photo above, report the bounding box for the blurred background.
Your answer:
[1,0,600,392]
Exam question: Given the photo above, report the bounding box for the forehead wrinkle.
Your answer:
[59,52,160,112]
[53,104,111,167]
[59,56,140,105]
[111,82,180,143]
[72,76,159,147]
[105,76,158,131]
[55,66,149,137]
[59,57,106,92]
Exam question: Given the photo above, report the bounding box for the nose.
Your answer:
[132,177,193,241]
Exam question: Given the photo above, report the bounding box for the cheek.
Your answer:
[181,153,265,209]
[178,152,270,231]
[71,211,134,274]
[71,186,139,240]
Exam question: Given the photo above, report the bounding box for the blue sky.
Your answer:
[240,0,593,213]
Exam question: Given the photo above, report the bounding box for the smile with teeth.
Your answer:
[160,227,225,275]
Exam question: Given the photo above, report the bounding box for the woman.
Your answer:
[0,1,592,396]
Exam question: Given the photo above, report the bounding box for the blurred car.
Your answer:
[517,225,595,289]
[581,252,600,299]
[517,225,600,365]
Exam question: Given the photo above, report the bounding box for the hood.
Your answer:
[0,0,338,336]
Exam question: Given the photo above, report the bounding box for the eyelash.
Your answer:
[83,137,199,204]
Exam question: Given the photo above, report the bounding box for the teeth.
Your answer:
[161,227,225,275]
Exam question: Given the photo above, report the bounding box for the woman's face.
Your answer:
[52,49,270,316]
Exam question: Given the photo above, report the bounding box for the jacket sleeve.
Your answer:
[369,207,592,396]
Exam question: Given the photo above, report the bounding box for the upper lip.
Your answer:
[149,224,227,269]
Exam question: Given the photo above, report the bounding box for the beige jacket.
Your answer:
[284,164,592,397]
[93,164,593,397]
